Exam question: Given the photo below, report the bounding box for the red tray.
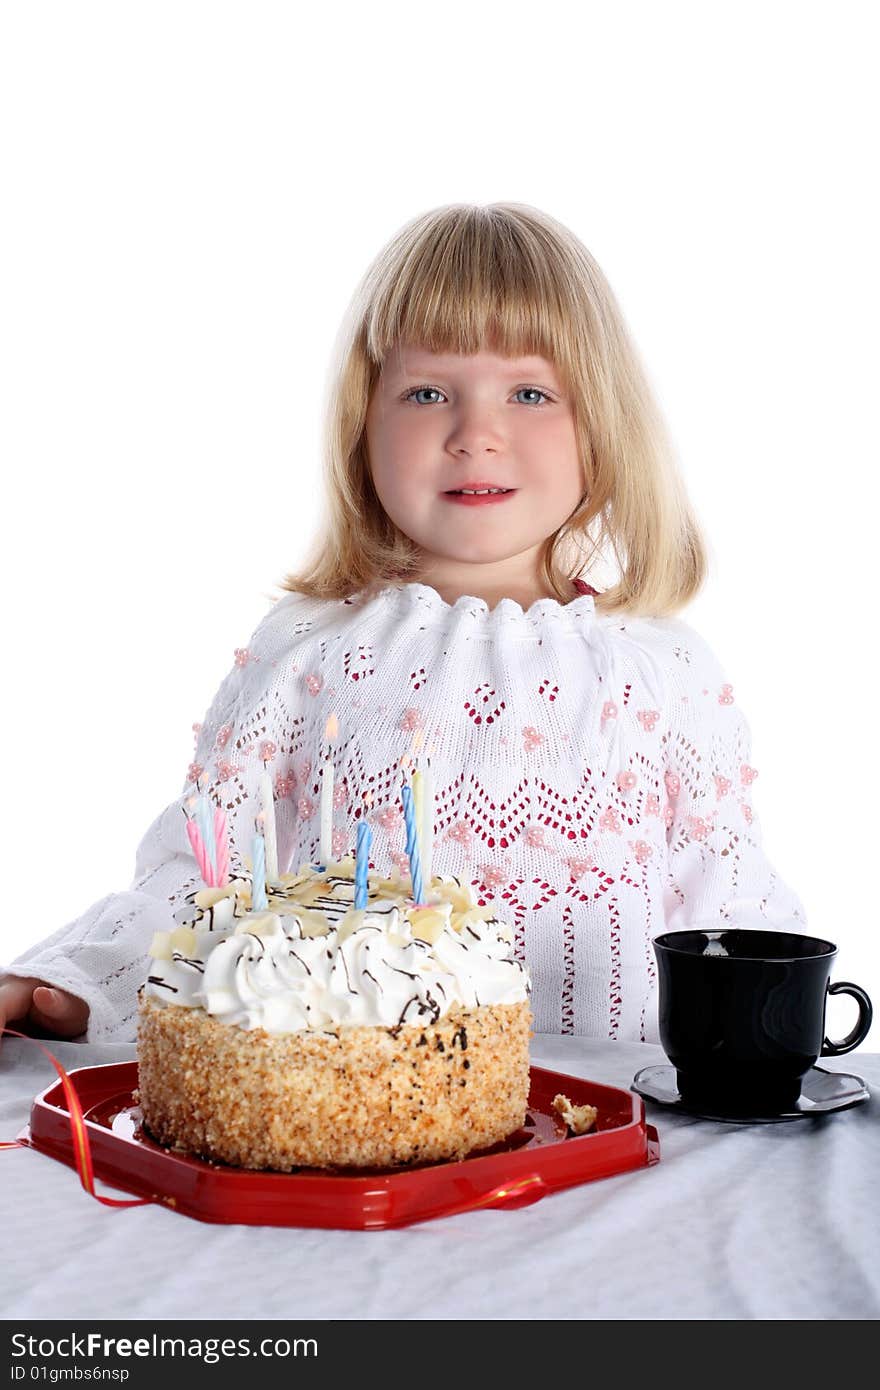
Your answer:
[19,1061,660,1230]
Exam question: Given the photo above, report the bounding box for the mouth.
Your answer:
[442,486,517,506]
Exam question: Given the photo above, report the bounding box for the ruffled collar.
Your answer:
[371,580,600,634]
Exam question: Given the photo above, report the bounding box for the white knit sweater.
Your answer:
[4,581,807,1043]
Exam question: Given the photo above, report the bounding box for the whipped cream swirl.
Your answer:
[144,860,530,1034]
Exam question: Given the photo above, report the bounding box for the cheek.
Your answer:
[522,416,583,487]
[366,436,428,519]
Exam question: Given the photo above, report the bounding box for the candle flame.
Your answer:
[363,789,374,811]
[411,729,425,757]
[324,713,339,741]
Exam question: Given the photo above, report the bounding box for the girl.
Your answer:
[0,201,807,1046]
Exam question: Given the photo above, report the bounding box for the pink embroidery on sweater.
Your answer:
[400,707,423,732]
[718,683,735,705]
[664,771,681,798]
[616,770,638,793]
[259,740,277,762]
[215,723,233,750]
[276,771,295,799]
[479,863,509,891]
[446,819,474,848]
[305,673,324,696]
[637,709,660,732]
[523,726,544,751]
[741,763,759,785]
[687,815,712,841]
[565,856,595,879]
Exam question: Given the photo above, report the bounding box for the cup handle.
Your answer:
[821,981,873,1056]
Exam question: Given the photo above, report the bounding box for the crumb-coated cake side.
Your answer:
[136,992,531,1170]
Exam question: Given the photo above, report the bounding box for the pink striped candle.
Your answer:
[213,805,229,887]
[186,815,215,887]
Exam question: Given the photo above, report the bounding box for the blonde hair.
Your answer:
[280,201,708,618]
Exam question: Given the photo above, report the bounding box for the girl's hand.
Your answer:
[0,974,90,1053]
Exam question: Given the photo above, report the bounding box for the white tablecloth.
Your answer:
[1,1036,877,1321]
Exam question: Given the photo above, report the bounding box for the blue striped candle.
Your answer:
[197,792,217,879]
[401,781,423,905]
[355,819,372,911]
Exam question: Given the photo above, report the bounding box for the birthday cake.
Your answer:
[135,859,532,1171]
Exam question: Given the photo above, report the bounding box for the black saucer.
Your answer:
[631,1064,870,1124]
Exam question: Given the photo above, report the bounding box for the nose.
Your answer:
[445,408,505,456]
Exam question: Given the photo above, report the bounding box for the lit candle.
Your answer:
[355,819,372,911]
[252,814,267,911]
[319,714,338,866]
[260,765,279,885]
[401,779,423,905]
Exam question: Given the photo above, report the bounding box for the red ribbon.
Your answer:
[1,1027,151,1208]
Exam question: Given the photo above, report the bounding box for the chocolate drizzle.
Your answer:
[148,863,528,1029]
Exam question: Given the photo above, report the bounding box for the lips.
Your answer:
[442,489,517,507]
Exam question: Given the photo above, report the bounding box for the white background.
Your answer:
[2,2,877,1044]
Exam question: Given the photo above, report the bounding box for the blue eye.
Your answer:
[403,385,552,407]
[406,386,445,405]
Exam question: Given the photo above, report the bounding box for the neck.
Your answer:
[414,553,558,612]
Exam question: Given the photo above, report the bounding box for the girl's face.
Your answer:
[365,344,585,581]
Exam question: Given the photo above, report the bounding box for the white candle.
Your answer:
[319,714,338,866]
[320,751,334,864]
[260,768,279,885]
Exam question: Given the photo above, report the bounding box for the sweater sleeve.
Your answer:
[2,603,294,1043]
[660,619,809,935]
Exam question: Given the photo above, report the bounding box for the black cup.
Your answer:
[653,929,873,1116]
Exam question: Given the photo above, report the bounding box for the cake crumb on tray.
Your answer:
[552,1093,598,1135]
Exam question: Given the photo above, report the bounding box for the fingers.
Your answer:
[30,986,90,1039]
[0,977,41,1050]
